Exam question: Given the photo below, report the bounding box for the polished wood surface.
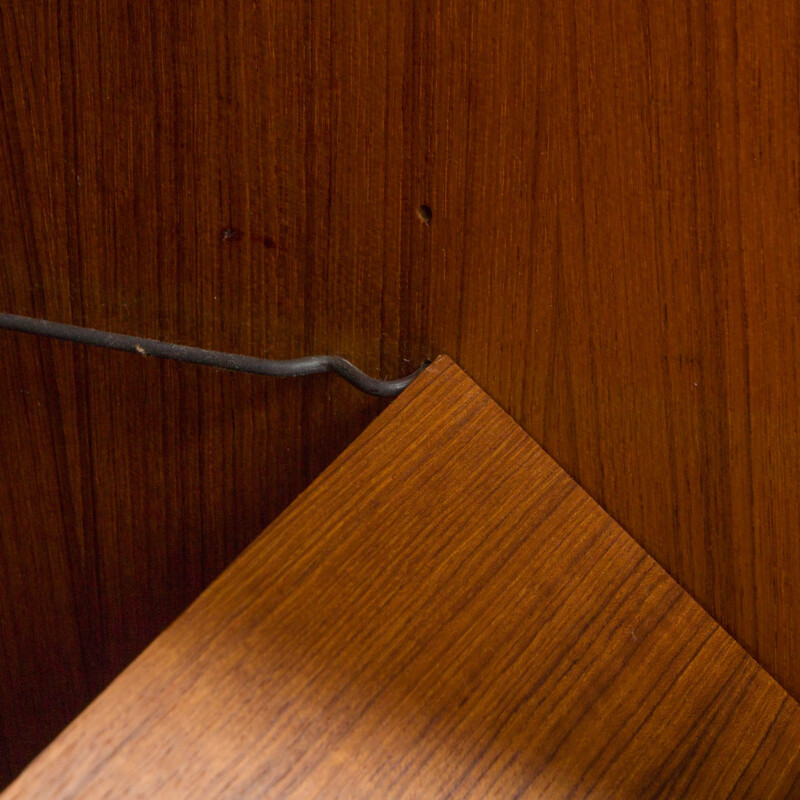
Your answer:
[0,329,384,783]
[2,0,800,784]
[6,357,800,799]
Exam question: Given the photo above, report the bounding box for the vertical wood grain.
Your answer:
[1,0,800,785]
[0,330,384,782]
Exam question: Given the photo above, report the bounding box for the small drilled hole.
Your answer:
[220,226,243,242]
[416,205,432,225]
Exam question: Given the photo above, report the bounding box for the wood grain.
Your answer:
[0,328,385,783]
[5,356,800,799]
[2,0,800,784]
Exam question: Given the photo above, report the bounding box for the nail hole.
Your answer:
[220,226,243,242]
[416,205,432,225]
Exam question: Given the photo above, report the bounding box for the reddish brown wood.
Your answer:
[2,0,800,785]
[0,329,385,782]
[5,357,800,799]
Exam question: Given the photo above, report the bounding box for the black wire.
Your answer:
[0,313,428,397]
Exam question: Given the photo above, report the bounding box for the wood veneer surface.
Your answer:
[6,357,800,799]
[2,0,800,782]
[0,329,384,783]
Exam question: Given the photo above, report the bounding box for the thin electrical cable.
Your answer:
[0,313,428,397]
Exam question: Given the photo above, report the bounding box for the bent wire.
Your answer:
[0,312,427,398]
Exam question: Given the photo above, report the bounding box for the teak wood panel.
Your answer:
[0,329,385,784]
[6,357,800,800]
[2,0,800,783]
